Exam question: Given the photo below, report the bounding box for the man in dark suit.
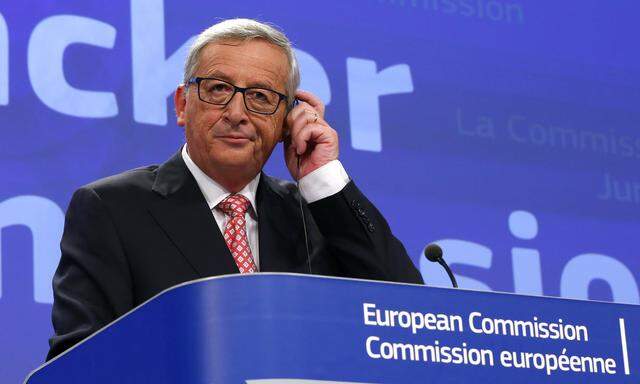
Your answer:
[47,19,423,361]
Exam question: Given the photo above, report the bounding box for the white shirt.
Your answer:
[181,145,349,270]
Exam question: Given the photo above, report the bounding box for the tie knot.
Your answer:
[217,194,250,218]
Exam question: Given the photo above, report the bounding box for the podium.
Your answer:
[25,274,639,383]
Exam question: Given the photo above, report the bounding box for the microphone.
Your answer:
[424,244,458,288]
[296,156,312,274]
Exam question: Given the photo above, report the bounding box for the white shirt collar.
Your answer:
[181,144,260,216]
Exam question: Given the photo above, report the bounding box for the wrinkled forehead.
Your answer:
[195,39,290,91]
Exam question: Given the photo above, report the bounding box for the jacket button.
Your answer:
[357,208,366,217]
[351,200,359,209]
[367,223,375,232]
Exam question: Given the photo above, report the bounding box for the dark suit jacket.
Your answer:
[47,150,423,360]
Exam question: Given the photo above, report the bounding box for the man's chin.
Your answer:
[207,151,261,172]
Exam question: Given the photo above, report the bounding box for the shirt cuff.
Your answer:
[298,160,350,203]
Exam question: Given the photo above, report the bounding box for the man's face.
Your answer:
[175,39,289,183]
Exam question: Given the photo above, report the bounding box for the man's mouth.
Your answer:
[216,135,253,144]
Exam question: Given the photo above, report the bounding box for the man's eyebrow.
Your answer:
[250,80,278,90]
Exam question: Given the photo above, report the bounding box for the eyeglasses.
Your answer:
[186,77,288,115]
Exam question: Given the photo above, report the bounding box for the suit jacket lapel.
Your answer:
[148,150,238,277]
[257,175,308,272]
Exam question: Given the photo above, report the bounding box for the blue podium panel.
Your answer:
[26,274,639,383]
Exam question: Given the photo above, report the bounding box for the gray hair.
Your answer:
[183,18,300,106]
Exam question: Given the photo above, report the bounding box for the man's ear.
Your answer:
[174,85,187,127]
[279,120,289,143]
[277,109,290,143]
[279,101,296,142]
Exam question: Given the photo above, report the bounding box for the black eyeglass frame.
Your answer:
[186,76,288,116]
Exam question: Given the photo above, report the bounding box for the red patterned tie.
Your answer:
[217,194,257,273]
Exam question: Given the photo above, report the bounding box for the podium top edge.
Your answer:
[158,272,640,307]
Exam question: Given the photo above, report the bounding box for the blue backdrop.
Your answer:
[1,0,639,382]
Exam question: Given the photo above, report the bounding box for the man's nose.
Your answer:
[223,91,249,125]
